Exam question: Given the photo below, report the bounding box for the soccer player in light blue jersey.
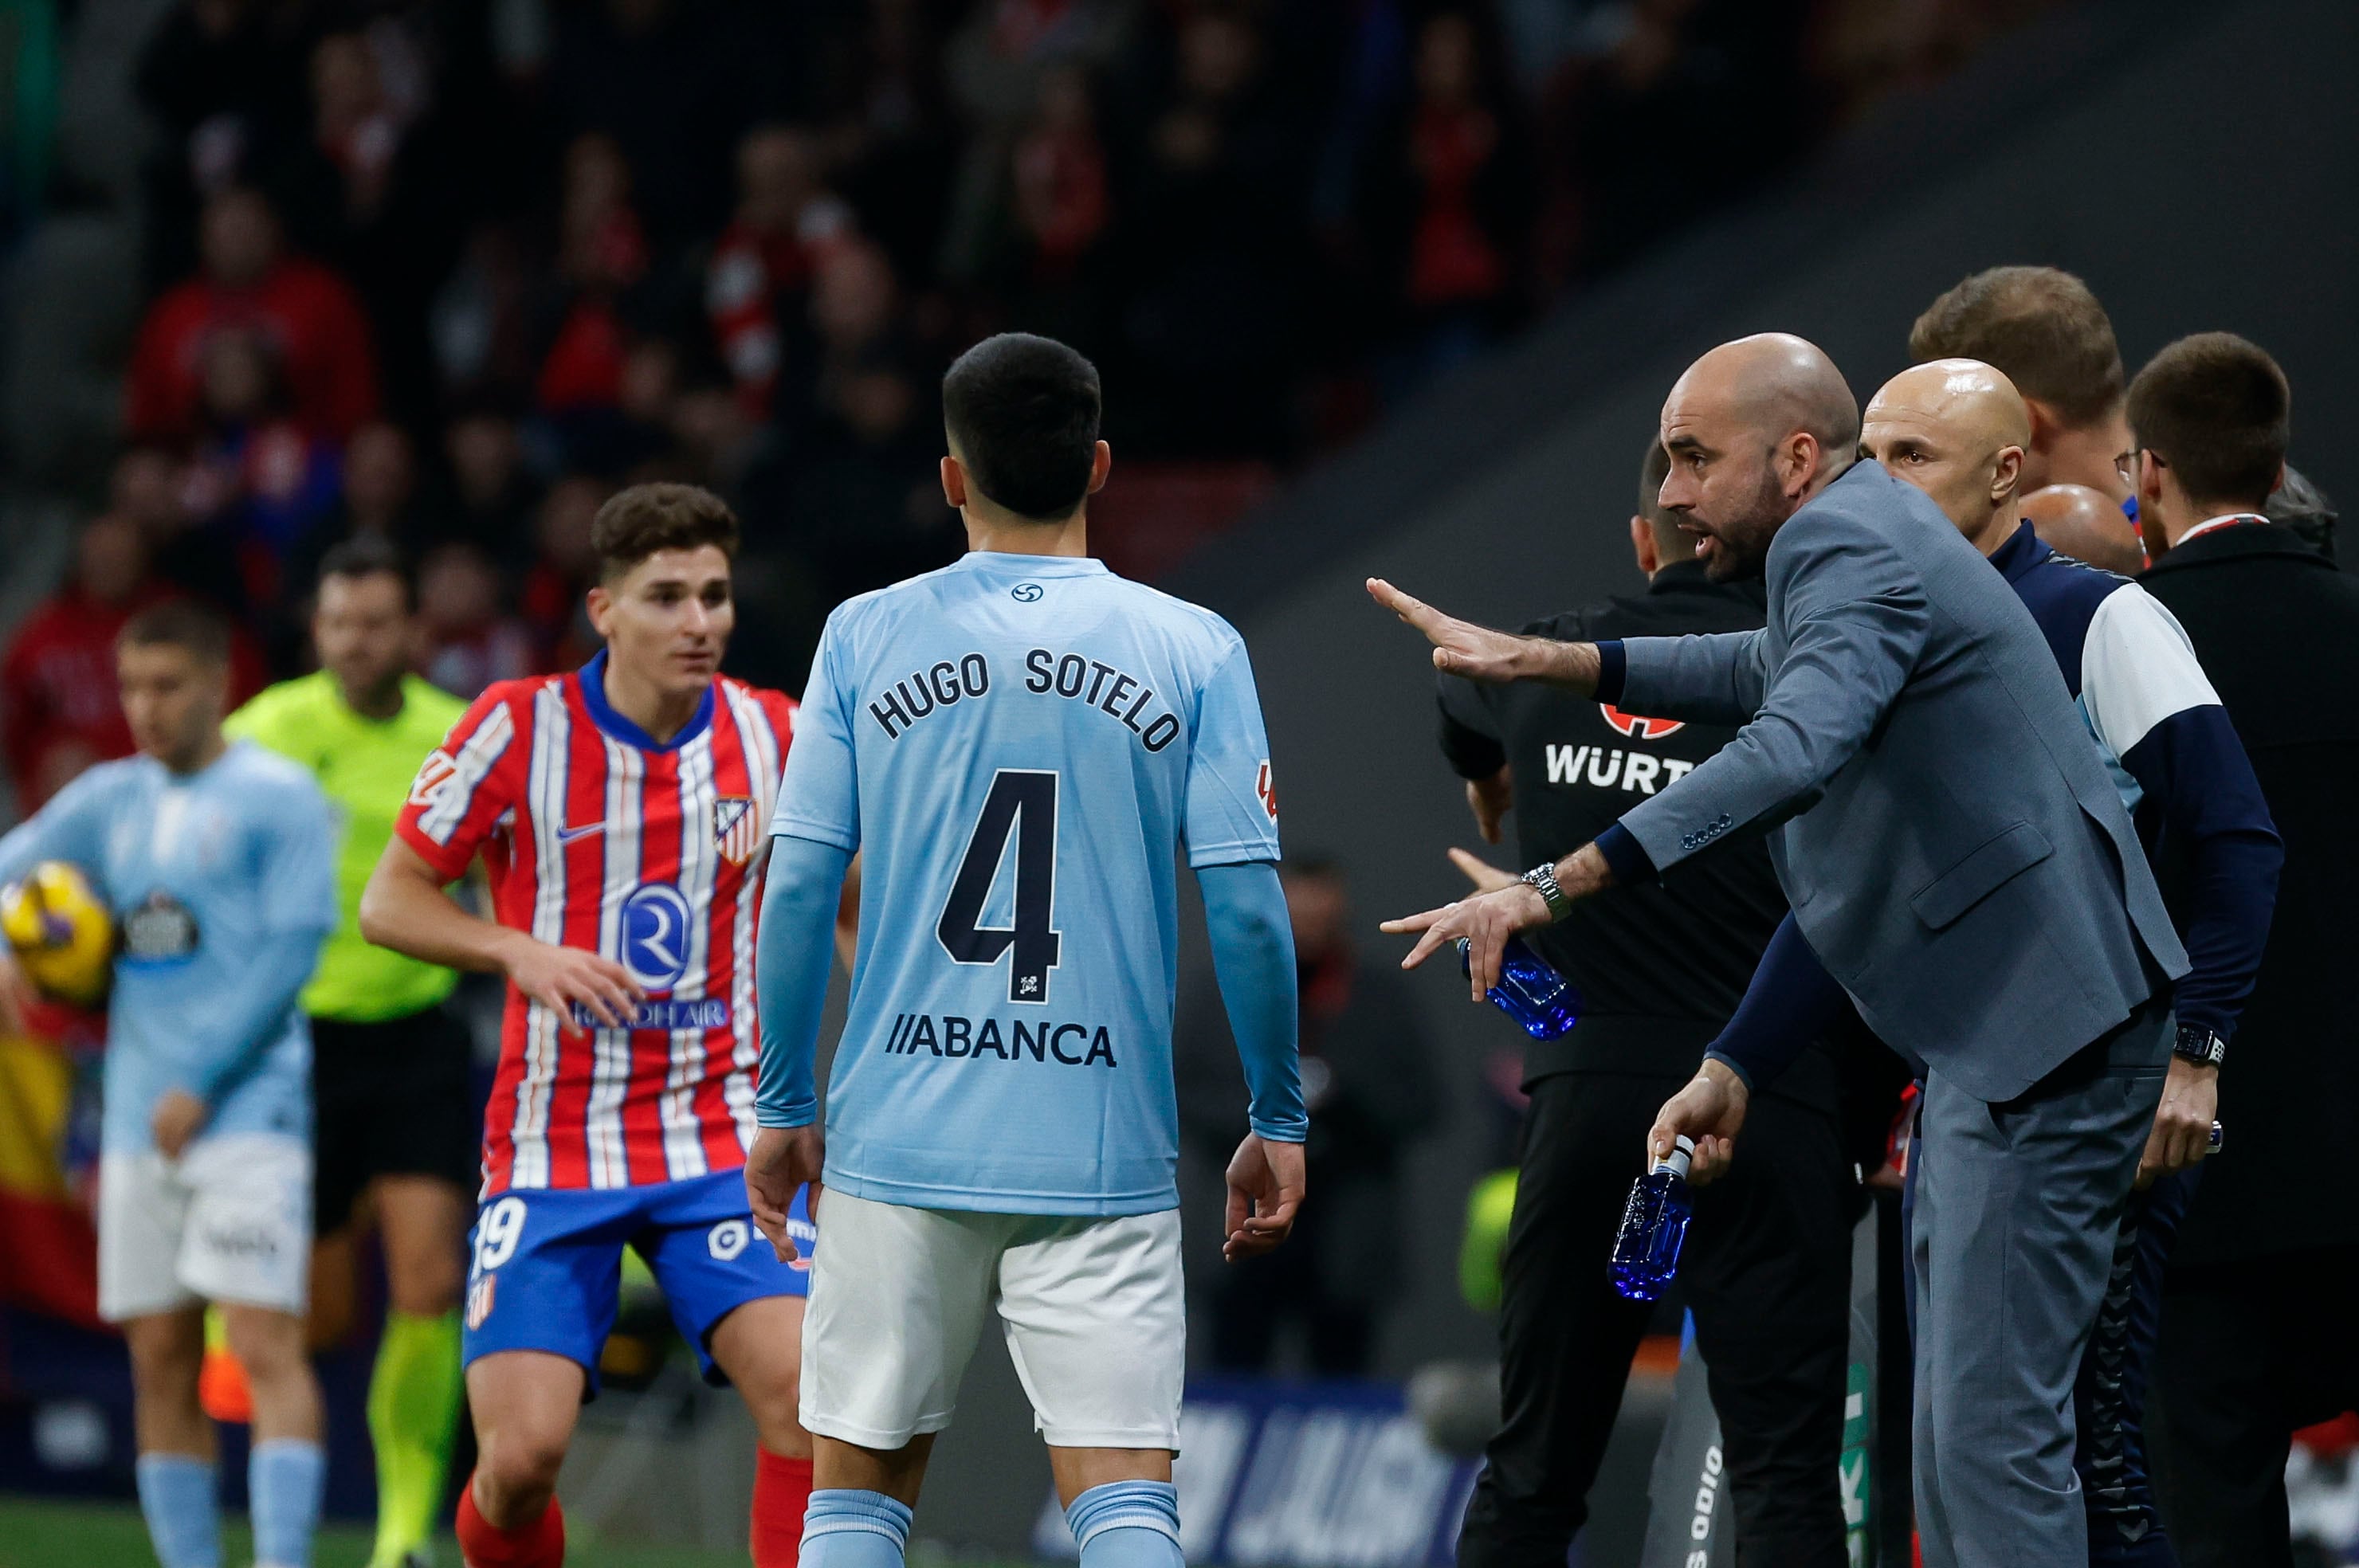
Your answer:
[747,333,1307,1568]
[0,602,337,1568]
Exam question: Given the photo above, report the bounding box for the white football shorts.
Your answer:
[801,1188,1184,1451]
[98,1132,312,1322]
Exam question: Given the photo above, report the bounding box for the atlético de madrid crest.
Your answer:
[713,797,762,866]
[1599,703,1684,741]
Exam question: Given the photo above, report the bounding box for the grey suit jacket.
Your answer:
[1615,462,2186,1101]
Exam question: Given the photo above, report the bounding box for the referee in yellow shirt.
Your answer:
[226,536,472,1568]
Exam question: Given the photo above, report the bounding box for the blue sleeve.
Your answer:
[2118,705,2282,1041]
[1594,641,1627,704]
[0,766,112,891]
[261,779,339,935]
[755,835,854,1129]
[1183,638,1283,869]
[1702,913,1854,1091]
[769,620,862,853]
[192,780,335,1101]
[1592,821,1656,885]
[1197,860,1306,1142]
[190,932,322,1102]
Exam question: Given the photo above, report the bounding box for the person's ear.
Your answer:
[940,455,968,509]
[585,582,614,639]
[1992,445,2026,506]
[1780,432,1818,496]
[1087,439,1112,496]
[1629,515,1659,575]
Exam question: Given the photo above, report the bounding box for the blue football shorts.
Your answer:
[461,1168,814,1392]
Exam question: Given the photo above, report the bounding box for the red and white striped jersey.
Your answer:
[394,653,795,1194]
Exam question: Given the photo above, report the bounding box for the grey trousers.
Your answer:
[1912,996,2173,1568]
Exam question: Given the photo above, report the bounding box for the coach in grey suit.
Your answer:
[1372,335,2189,1567]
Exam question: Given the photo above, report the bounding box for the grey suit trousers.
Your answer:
[1912,994,2173,1568]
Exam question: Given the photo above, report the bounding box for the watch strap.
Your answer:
[2172,1024,2227,1069]
[1522,863,1571,923]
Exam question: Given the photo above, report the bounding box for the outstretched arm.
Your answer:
[1199,860,1307,1260]
[1367,579,1603,691]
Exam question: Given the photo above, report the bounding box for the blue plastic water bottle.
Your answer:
[1609,1136,1695,1303]
[1458,935,1581,1040]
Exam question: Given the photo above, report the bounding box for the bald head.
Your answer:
[1657,334,1860,581]
[1677,333,1861,454]
[2022,484,2145,574]
[1861,358,2030,555]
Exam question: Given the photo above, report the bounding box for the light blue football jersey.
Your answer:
[0,742,337,1153]
[771,551,1285,1215]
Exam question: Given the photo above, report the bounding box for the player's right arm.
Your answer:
[0,767,114,1035]
[748,619,863,1260]
[359,685,642,1029]
[359,840,639,1028]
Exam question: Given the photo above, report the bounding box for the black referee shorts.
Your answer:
[311,1004,481,1235]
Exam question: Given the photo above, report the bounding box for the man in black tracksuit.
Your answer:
[2125,335,2359,1568]
[1442,442,1861,1568]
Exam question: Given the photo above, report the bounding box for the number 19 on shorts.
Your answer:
[937,770,1062,1004]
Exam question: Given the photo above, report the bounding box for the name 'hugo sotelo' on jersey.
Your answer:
[770,552,1283,1216]
[860,641,1223,1059]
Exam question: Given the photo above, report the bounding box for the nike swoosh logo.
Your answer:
[555,823,605,844]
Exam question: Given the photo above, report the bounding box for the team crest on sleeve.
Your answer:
[1598,704,1684,741]
[713,797,762,866]
[408,748,460,807]
[1255,760,1279,821]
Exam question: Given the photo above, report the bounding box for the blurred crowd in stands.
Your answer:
[4,0,2060,813]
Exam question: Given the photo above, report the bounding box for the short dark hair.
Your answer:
[1638,439,1672,526]
[2127,332,2290,512]
[120,598,230,666]
[590,483,741,582]
[941,333,1102,521]
[1910,266,2124,426]
[317,533,414,609]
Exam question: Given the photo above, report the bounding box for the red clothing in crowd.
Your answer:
[124,258,381,443]
[705,203,850,415]
[2,586,266,809]
[1407,104,1505,308]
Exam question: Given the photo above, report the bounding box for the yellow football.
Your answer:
[2,861,115,1009]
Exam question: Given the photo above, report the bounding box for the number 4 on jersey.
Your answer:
[938,770,1063,1003]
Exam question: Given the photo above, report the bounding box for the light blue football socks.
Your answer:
[803,1488,915,1568]
[249,1438,326,1567]
[136,1452,222,1568]
[1067,1480,1184,1568]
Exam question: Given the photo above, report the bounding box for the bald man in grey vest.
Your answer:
[1371,335,2187,1566]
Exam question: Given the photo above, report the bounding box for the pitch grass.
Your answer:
[0,1494,736,1567]
[0,1495,1035,1568]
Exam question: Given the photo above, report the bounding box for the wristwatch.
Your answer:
[1521,862,1572,923]
[2172,1024,2227,1070]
